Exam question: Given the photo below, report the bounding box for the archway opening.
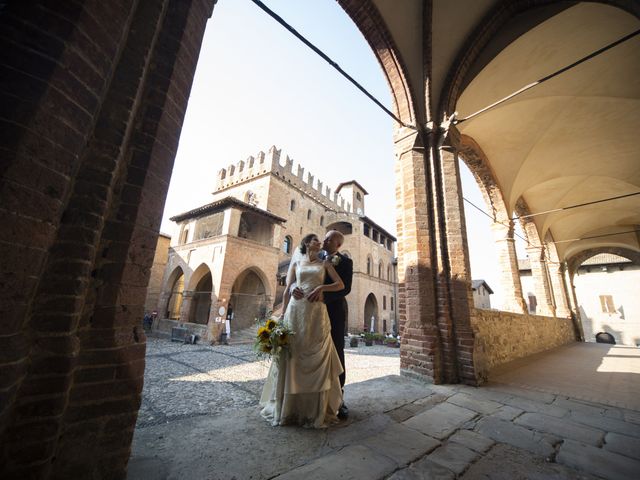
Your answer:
[572,252,640,346]
[189,271,213,325]
[364,293,379,332]
[229,269,269,331]
[166,268,185,320]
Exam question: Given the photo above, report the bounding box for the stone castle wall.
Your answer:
[473,308,576,371]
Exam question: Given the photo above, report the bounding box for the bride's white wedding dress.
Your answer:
[260,259,343,428]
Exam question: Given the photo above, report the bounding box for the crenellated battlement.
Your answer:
[215,146,353,213]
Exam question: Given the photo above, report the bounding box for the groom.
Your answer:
[293,230,353,419]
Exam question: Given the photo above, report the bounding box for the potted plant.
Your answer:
[373,333,385,345]
[363,332,375,346]
[384,337,400,348]
[349,336,359,347]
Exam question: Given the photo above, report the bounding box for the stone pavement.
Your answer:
[128,340,640,480]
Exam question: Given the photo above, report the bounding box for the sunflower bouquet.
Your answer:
[254,317,294,363]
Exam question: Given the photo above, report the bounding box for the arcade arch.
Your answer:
[229,268,271,331]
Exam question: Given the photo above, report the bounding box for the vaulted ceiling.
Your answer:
[343,0,640,262]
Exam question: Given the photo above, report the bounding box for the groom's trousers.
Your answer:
[326,299,346,389]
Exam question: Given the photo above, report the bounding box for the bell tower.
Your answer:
[336,180,368,215]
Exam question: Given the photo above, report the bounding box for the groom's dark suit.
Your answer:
[323,251,353,389]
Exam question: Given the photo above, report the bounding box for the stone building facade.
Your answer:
[155,146,398,340]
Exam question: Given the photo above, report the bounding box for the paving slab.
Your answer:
[461,444,597,480]
[490,405,524,421]
[502,395,569,418]
[362,422,440,467]
[345,375,434,423]
[449,429,495,453]
[553,397,607,416]
[274,444,397,480]
[387,393,449,423]
[129,406,331,480]
[484,383,557,404]
[388,459,455,480]
[514,412,605,446]
[569,410,640,438]
[447,392,502,414]
[603,432,640,460]
[475,417,557,458]
[327,413,394,448]
[557,439,640,480]
[404,402,478,440]
[428,442,479,475]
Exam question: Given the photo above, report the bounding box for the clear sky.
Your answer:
[161,0,528,309]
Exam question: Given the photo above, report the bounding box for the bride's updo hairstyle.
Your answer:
[299,233,318,254]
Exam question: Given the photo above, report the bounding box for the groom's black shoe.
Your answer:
[337,403,349,420]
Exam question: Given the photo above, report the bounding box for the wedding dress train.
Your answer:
[260,260,343,428]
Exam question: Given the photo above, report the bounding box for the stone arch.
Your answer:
[568,247,640,278]
[187,263,214,325]
[165,266,186,320]
[364,293,379,332]
[337,0,418,126]
[229,267,271,331]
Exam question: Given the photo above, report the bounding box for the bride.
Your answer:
[260,233,344,428]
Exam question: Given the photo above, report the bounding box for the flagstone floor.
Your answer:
[128,339,640,480]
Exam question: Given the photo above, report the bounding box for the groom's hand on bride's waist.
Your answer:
[306,286,324,303]
[291,286,305,300]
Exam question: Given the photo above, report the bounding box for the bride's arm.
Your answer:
[280,262,297,316]
[307,261,344,301]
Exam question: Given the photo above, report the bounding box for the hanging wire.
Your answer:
[549,229,640,245]
[514,191,640,220]
[463,197,529,244]
[455,28,640,125]
[248,0,416,129]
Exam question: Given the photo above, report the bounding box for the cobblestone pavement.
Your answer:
[136,337,399,428]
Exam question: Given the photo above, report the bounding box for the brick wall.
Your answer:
[473,309,576,371]
[0,1,214,478]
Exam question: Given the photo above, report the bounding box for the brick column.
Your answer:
[545,242,571,318]
[394,128,441,382]
[525,245,556,317]
[547,262,571,318]
[439,147,485,384]
[490,221,527,313]
[0,1,216,478]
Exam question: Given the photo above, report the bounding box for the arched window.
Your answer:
[366,256,372,275]
[283,235,292,254]
[387,265,392,281]
[378,262,383,278]
[181,228,189,245]
[383,296,387,310]
[390,297,394,311]
[356,192,362,201]
[290,200,296,211]
[320,215,324,226]
[307,209,312,220]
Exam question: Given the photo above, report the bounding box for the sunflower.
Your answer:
[266,319,277,331]
[257,326,270,340]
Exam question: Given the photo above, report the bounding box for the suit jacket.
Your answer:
[323,252,353,306]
